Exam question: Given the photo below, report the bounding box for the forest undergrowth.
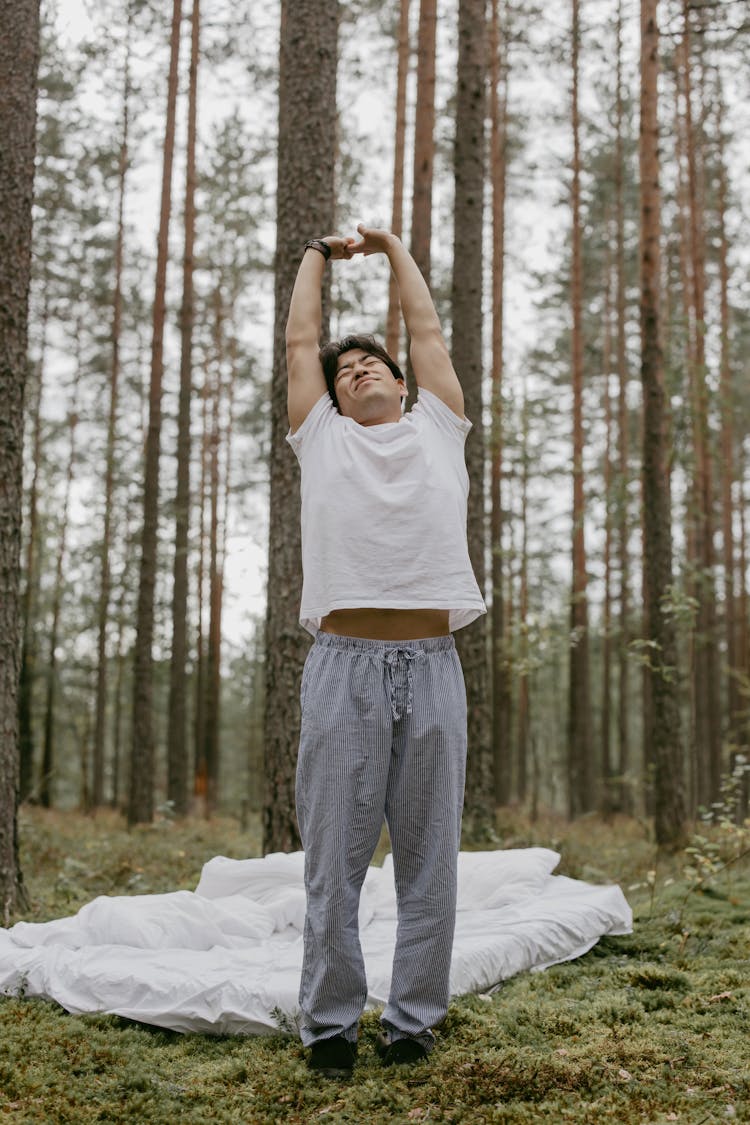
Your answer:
[0,806,748,1124]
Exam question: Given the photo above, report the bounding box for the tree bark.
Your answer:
[737,458,749,750]
[92,7,132,808]
[411,0,437,286]
[568,0,593,818]
[168,0,200,818]
[386,0,410,364]
[263,0,338,854]
[0,0,40,918]
[489,0,512,806]
[516,393,530,803]
[614,0,631,814]
[203,290,223,816]
[40,343,81,808]
[452,0,493,834]
[680,3,721,807]
[639,0,687,848]
[18,291,47,802]
[204,369,222,815]
[714,85,740,744]
[601,239,614,815]
[128,0,182,826]
[193,366,210,805]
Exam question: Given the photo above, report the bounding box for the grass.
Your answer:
[1,806,748,1123]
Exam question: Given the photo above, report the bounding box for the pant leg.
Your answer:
[382,641,467,1041]
[296,639,392,1046]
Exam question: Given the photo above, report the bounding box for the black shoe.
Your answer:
[376,1033,429,1066]
[308,1035,357,1079]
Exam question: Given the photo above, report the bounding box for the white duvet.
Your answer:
[0,848,632,1035]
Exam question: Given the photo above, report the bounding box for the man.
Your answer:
[286,224,485,1079]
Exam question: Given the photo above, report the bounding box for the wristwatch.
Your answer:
[304,239,332,261]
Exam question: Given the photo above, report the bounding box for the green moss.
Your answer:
[1,808,748,1124]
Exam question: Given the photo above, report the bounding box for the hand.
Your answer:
[349,224,399,257]
[320,235,356,261]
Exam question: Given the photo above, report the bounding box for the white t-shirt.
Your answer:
[286,387,487,636]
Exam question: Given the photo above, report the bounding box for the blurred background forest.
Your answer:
[9,0,750,850]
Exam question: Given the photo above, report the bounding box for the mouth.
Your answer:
[356,377,375,390]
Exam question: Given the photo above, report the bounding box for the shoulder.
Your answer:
[286,393,338,457]
[410,387,472,441]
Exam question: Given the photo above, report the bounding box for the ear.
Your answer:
[398,381,407,399]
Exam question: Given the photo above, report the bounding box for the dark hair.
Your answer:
[319,334,405,411]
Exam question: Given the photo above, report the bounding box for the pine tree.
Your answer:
[567,0,593,818]
[386,0,410,364]
[167,0,201,818]
[452,0,493,833]
[92,1,134,809]
[489,0,512,806]
[411,0,437,286]
[129,0,183,826]
[0,0,40,919]
[264,0,338,853]
[638,0,687,848]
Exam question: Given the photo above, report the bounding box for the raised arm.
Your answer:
[286,236,353,433]
[350,224,464,417]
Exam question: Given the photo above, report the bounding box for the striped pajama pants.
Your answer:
[295,631,467,1047]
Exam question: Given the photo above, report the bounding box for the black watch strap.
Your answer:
[304,238,332,261]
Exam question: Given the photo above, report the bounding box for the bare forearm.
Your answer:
[350,223,461,410]
[384,236,443,341]
[286,248,327,349]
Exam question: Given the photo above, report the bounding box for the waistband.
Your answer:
[313,631,455,654]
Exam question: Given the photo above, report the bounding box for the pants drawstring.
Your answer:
[383,649,426,721]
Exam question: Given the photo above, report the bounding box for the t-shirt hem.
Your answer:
[299,600,487,636]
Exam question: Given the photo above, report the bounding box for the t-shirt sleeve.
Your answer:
[286,393,338,461]
[412,387,472,443]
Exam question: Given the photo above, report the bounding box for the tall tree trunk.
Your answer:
[452,0,492,834]
[738,459,749,750]
[490,0,512,806]
[203,291,223,815]
[673,65,700,814]
[40,350,81,808]
[0,0,39,920]
[92,9,132,809]
[639,0,687,848]
[263,0,338,853]
[715,86,740,743]
[680,3,721,806]
[193,366,210,805]
[204,369,222,815]
[128,0,182,826]
[386,0,410,364]
[110,512,134,811]
[601,242,614,815]
[410,0,436,286]
[168,0,200,818]
[516,392,530,804]
[568,0,593,818]
[614,0,631,814]
[18,289,47,801]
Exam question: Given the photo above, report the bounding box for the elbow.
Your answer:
[286,329,319,356]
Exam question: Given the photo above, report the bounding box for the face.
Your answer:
[333,348,406,425]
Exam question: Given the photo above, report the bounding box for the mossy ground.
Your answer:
[1,807,748,1123]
